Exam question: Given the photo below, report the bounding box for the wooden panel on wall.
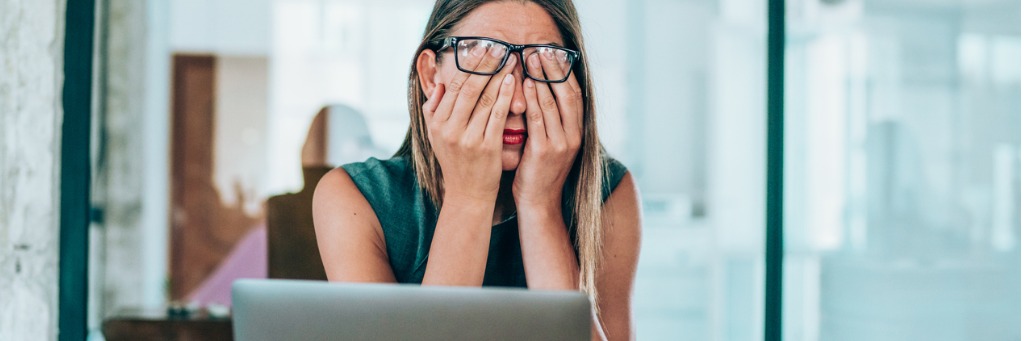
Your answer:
[170,54,259,300]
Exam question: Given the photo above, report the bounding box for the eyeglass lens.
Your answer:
[455,38,573,82]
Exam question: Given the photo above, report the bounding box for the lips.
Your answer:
[503,129,526,145]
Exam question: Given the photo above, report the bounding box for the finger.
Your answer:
[447,42,509,128]
[470,54,517,139]
[527,53,566,145]
[422,83,444,121]
[563,68,585,135]
[538,49,582,139]
[570,71,584,135]
[522,78,547,144]
[483,73,516,142]
[433,75,471,124]
[432,42,489,122]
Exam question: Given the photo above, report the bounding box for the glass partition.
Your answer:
[783,0,1021,339]
[588,0,769,339]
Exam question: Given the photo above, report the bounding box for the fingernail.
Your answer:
[525,79,534,88]
[503,74,513,84]
[491,46,504,57]
[529,54,540,68]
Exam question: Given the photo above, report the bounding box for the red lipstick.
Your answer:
[503,129,526,145]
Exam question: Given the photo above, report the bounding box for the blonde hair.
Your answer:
[394,0,608,305]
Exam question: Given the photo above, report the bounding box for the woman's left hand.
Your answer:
[512,51,584,211]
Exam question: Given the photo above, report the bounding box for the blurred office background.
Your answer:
[784,0,1020,340]
[67,0,1021,339]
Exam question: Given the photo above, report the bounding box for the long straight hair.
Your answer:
[394,0,607,305]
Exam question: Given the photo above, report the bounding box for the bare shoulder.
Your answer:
[312,167,394,282]
[602,171,642,233]
[312,167,381,232]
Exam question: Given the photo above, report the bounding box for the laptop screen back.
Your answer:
[232,279,591,341]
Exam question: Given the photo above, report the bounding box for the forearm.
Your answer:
[516,204,579,290]
[518,204,609,340]
[421,195,494,286]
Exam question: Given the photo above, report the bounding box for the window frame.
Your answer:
[59,1,788,339]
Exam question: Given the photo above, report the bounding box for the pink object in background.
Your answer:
[187,224,267,306]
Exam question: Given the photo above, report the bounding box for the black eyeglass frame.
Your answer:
[438,36,581,83]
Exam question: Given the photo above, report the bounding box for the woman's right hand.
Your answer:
[422,44,518,204]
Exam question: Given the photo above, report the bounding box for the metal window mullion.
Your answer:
[765,0,785,340]
[59,0,96,340]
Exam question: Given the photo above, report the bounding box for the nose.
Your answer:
[509,53,527,116]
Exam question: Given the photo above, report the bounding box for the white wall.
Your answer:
[170,0,271,55]
[0,0,66,339]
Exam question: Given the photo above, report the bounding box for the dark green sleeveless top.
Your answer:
[340,155,628,288]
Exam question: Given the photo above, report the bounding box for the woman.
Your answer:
[312,0,642,339]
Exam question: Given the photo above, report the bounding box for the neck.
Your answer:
[492,171,516,225]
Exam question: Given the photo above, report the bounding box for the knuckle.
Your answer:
[528,111,544,122]
[491,108,507,120]
[459,82,482,98]
[459,138,478,150]
[564,92,579,104]
[560,96,577,108]
[442,133,459,146]
[542,97,559,110]
[477,93,496,108]
[448,79,465,92]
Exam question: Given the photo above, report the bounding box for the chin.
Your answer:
[501,148,522,171]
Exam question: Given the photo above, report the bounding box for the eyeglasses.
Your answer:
[437,36,580,83]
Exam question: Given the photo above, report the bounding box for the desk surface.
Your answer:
[102,309,233,341]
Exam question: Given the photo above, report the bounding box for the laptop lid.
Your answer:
[232,279,591,341]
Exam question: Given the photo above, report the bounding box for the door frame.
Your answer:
[60,0,96,340]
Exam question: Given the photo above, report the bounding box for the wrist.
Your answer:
[515,201,563,222]
[513,193,562,212]
[443,188,497,205]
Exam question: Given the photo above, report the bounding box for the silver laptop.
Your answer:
[232,279,591,341]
